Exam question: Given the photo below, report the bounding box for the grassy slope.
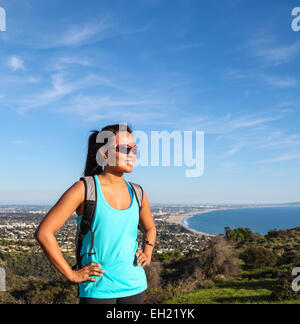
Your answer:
[162,275,300,304]
[162,226,300,305]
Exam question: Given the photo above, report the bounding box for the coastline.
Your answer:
[165,208,234,237]
[165,205,300,236]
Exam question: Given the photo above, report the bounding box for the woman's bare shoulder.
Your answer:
[66,179,85,196]
[72,180,85,215]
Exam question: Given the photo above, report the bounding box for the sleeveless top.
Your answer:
[76,174,148,298]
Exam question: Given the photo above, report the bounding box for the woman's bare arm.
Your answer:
[34,180,104,282]
[138,191,157,259]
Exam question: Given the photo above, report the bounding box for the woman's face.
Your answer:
[101,131,137,174]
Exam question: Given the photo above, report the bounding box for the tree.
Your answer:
[225,227,255,243]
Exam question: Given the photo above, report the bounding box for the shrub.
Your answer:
[144,261,163,289]
[240,246,279,269]
[153,249,182,263]
[266,229,290,240]
[279,250,300,267]
[266,229,280,239]
[158,235,241,299]
[270,279,300,301]
[10,279,77,304]
[200,236,241,280]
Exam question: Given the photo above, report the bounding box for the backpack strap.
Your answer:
[73,176,97,272]
[129,182,147,244]
[128,182,143,212]
[79,176,97,235]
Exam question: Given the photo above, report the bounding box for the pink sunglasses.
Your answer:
[110,144,138,155]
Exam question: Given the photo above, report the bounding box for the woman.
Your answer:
[35,123,157,304]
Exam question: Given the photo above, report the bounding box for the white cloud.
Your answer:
[257,152,300,164]
[229,114,282,130]
[167,42,202,52]
[224,68,298,89]
[168,108,300,166]
[8,56,25,72]
[12,140,24,145]
[51,56,92,70]
[53,21,110,47]
[16,73,106,113]
[253,40,300,65]
[176,112,283,135]
[62,94,166,122]
[223,147,240,157]
[246,36,300,65]
[36,16,150,49]
[260,75,298,89]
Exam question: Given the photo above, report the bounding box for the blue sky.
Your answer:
[1,0,300,205]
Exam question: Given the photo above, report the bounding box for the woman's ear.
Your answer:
[100,146,107,158]
[96,146,108,167]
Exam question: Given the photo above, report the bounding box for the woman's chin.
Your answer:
[125,165,134,172]
[118,164,134,173]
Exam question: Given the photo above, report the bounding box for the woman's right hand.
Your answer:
[69,263,105,283]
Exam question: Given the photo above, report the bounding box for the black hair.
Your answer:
[83,122,133,176]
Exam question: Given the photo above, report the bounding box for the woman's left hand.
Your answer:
[135,249,151,268]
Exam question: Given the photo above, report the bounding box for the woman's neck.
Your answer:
[99,170,124,185]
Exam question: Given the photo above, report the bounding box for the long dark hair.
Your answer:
[83,123,133,176]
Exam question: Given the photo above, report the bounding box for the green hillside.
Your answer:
[161,227,300,304]
[0,227,299,304]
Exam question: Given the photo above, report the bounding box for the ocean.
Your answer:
[182,206,300,235]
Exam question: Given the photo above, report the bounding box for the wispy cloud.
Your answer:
[167,42,202,52]
[257,152,300,164]
[228,114,282,130]
[52,20,111,47]
[247,36,300,65]
[16,73,109,113]
[260,74,298,89]
[61,94,167,122]
[224,68,298,89]
[172,108,300,166]
[34,16,150,49]
[222,147,240,157]
[49,56,93,70]
[11,69,170,122]
[11,139,24,145]
[257,132,300,149]
[177,111,283,135]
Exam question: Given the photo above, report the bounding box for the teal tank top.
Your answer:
[76,174,148,298]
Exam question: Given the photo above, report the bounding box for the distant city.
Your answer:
[0,202,299,257]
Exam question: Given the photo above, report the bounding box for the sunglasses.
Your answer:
[109,144,138,155]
